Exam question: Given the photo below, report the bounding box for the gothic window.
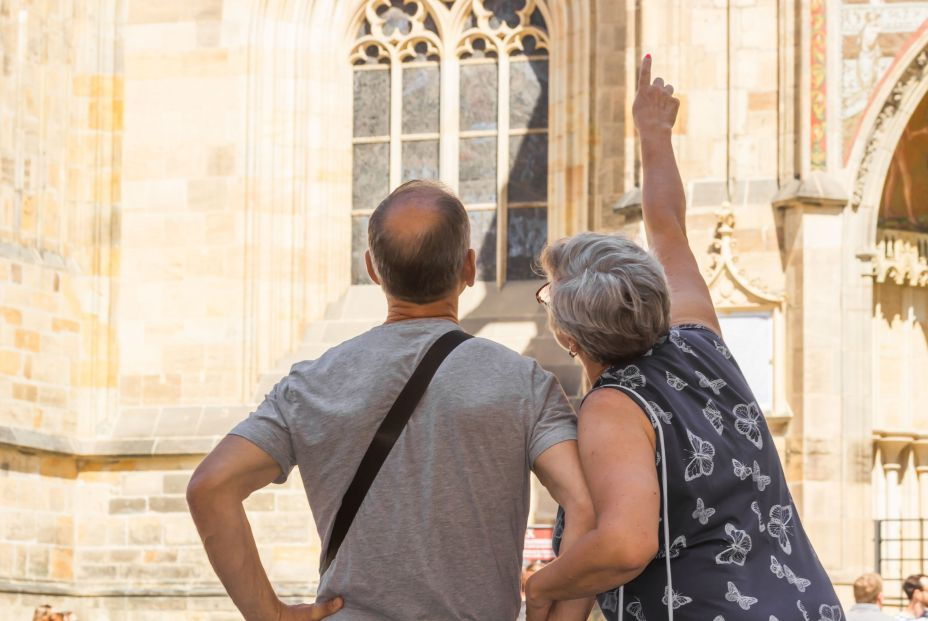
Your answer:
[350,0,550,285]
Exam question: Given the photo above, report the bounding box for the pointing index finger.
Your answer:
[638,54,652,92]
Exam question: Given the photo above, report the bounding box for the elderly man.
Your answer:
[847,573,895,621]
[187,180,594,621]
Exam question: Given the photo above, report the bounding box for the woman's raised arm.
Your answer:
[635,55,721,336]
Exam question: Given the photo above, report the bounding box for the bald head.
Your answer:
[368,180,471,304]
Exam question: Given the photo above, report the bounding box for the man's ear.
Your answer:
[365,251,382,285]
[463,249,477,288]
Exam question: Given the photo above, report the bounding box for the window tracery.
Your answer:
[350,0,551,284]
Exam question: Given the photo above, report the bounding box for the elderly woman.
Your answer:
[524,56,843,621]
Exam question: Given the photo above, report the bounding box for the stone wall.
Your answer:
[0,442,320,619]
[0,0,121,439]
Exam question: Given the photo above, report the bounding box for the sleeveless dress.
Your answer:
[554,325,843,621]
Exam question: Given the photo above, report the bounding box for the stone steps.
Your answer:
[254,283,583,402]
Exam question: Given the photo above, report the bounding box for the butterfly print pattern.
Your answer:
[670,330,697,356]
[767,504,794,555]
[657,535,686,559]
[666,371,688,391]
[626,599,646,621]
[696,370,727,395]
[648,401,673,425]
[692,497,716,525]
[816,604,843,621]
[751,501,767,532]
[715,523,752,566]
[733,402,764,449]
[725,582,759,610]
[770,555,812,593]
[732,459,772,492]
[603,365,646,390]
[684,429,715,481]
[579,326,843,620]
[702,399,724,435]
[662,586,693,610]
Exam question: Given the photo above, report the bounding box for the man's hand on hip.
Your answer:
[278,597,344,621]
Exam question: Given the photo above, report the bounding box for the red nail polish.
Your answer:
[645,53,651,59]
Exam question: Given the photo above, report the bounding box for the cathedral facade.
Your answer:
[1,0,927,616]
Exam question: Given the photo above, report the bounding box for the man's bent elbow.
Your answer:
[186,465,224,517]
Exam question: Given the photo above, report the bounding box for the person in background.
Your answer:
[847,573,895,621]
[896,574,928,620]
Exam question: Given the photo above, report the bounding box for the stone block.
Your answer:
[163,472,192,494]
[164,518,201,546]
[128,516,163,545]
[0,307,22,325]
[110,497,147,514]
[108,549,141,564]
[243,492,274,512]
[105,517,128,546]
[49,547,73,580]
[13,329,40,352]
[77,563,118,581]
[26,545,49,578]
[0,349,21,375]
[51,318,80,333]
[12,383,37,402]
[154,407,203,437]
[120,471,163,496]
[37,386,68,408]
[3,514,35,541]
[111,408,160,438]
[148,496,188,513]
[141,374,182,406]
[143,549,178,563]
[128,0,224,24]
[196,407,247,435]
[76,521,106,546]
[275,493,308,512]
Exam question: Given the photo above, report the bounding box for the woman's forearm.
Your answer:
[528,527,649,603]
[189,489,281,621]
[640,131,687,236]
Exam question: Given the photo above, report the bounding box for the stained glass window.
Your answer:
[351,0,550,284]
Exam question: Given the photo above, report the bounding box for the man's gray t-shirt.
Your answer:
[230,319,576,621]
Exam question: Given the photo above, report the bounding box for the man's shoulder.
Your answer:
[283,326,556,388]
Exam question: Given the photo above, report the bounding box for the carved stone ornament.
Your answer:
[350,0,550,64]
[705,204,786,310]
[872,229,928,288]
[853,48,928,209]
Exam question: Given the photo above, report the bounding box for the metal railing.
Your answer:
[875,518,928,609]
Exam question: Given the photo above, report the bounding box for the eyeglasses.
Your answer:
[535,282,551,308]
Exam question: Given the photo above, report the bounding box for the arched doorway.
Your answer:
[847,39,928,602]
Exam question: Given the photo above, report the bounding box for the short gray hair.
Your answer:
[539,232,671,365]
[368,180,470,304]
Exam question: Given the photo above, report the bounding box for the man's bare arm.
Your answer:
[635,55,721,335]
[187,435,343,621]
[529,440,597,621]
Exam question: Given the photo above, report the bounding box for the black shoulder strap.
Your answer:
[320,329,473,575]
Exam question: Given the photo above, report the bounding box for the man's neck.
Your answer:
[384,296,460,325]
